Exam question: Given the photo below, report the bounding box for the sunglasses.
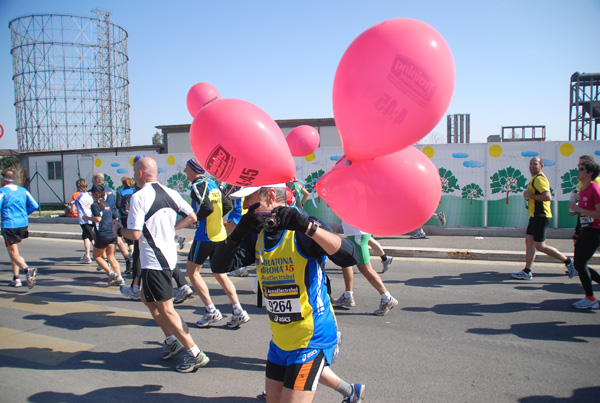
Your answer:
[579,166,587,171]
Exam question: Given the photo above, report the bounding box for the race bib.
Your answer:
[263,284,303,324]
[580,216,593,228]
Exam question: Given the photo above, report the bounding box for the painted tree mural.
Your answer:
[167,172,190,194]
[305,169,325,194]
[461,183,484,205]
[489,166,527,204]
[439,167,460,194]
[560,168,578,194]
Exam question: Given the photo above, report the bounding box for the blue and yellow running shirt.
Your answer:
[256,228,337,352]
[191,178,227,242]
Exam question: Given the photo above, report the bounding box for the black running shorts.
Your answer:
[94,235,117,250]
[141,269,174,303]
[80,223,95,241]
[2,227,28,246]
[526,217,549,242]
[188,240,222,271]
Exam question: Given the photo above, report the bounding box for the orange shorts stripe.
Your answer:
[293,361,313,390]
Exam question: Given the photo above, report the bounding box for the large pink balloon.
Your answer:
[187,82,221,117]
[333,18,455,162]
[316,147,441,235]
[286,125,320,157]
[190,98,295,187]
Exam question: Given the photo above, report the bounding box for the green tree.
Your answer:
[461,183,484,205]
[152,132,163,146]
[439,167,460,194]
[560,168,578,194]
[490,166,527,204]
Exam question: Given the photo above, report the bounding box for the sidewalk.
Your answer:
[28,217,594,264]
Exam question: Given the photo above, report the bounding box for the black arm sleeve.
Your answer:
[191,181,214,221]
[211,234,256,273]
[296,219,358,267]
[221,191,232,217]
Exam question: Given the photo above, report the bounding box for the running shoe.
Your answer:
[80,256,92,264]
[177,236,186,250]
[173,285,193,304]
[572,297,599,310]
[374,296,398,316]
[120,285,141,300]
[511,270,533,280]
[26,267,37,289]
[228,267,249,277]
[381,256,394,274]
[332,331,343,365]
[332,294,356,308]
[10,278,22,287]
[196,309,223,327]
[161,339,184,360]
[436,212,446,226]
[107,272,118,286]
[176,351,210,373]
[226,310,251,328]
[410,229,426,239]
[342,383,366,403]
[565,260,577,279]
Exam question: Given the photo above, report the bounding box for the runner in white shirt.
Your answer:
[115,157,209,373]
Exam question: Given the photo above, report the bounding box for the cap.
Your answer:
[186,158,206,175]
[133,154,148,163]
[90,184,105,193]
[229,183,286,199]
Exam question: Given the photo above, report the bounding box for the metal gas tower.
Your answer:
[9,11,130,151]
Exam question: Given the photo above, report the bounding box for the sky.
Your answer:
[1,0,599,150]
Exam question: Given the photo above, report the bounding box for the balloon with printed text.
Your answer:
[286,125,320,157]
[332,18,455,162]
[315,146,441,235]
[186,82,222,118]
[189,97,295,187]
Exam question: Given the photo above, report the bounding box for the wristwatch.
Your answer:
[307,220,322,237]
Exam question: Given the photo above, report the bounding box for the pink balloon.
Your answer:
[286,125,320,157]
[187,82,221,117]
[333,18,455,162]
[316,146,441,235]
[190,98,295,187]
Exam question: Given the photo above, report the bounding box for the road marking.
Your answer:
[0,326,95,366]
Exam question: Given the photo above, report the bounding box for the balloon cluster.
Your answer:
[316,18,455,235]
[187,83,296,187]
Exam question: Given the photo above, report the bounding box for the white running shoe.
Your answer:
[226,310,251,328]
[173,285,193,304]
[80,256,92,264]
[228,267,249,277]
[410,230,426,239]
[10,278,22,287]
[565,260,577,279]
[381,256,393,274]
[196,309,223,327]
[572,297,599,310]
[511,270,533,280]
[120,285,141,300]
[26,268,37,289]
[332,293,356,308]
[374,296,398,316]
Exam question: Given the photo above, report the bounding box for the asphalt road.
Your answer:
[0,237,599,402]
